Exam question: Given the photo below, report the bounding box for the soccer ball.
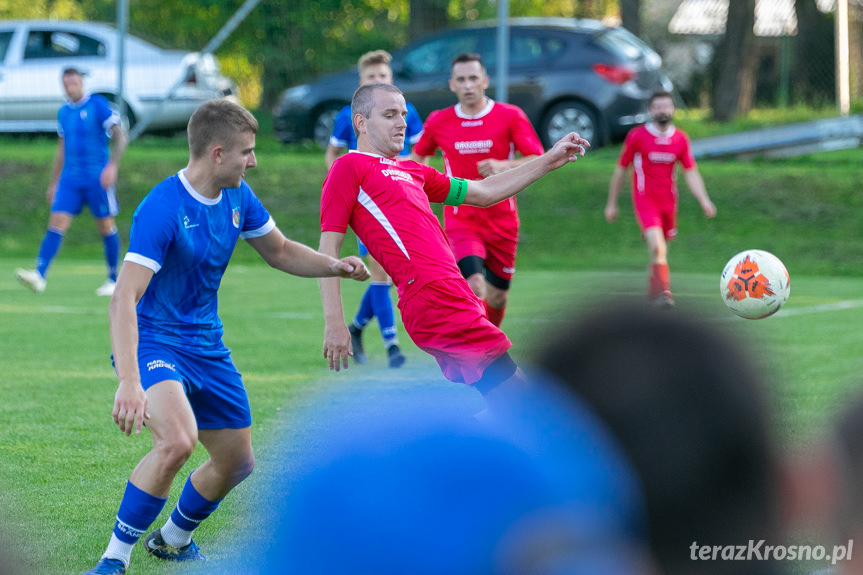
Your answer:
[720,250,790,319]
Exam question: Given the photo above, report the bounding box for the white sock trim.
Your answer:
[102,533,133,567]
[160,517,193,548]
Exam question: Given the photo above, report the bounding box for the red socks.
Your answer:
[483,299,506,327]
[650,263,671,299]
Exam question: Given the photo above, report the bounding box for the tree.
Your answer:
[712,0,755,121]
[794,0,836,105]
[620,0,640,38]
[408,0,448,42]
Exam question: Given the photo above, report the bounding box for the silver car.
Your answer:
[0,19,238,134]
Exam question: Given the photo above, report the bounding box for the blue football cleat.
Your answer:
[82,557,126,574]
[143,528,206,562]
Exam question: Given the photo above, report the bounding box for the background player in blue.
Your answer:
[15,67,127,296]
[83,100,369,575]
[324,49,423,368]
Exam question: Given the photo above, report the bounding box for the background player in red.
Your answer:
[318,83,588,413]
[605,91,716,308]
[411,53,544,328]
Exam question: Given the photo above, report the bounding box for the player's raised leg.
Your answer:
[85,380,198,574]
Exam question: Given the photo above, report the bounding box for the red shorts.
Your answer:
[446,226,518,282]
[633,196,678,240]
[399,279,512,385]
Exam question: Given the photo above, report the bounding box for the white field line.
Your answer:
[772,299,863,317]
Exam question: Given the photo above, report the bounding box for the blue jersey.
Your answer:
[329,101,423,156]
[57,94,119,180]
[124,170,275,348]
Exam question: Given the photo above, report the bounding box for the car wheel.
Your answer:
[313,105,344,150]
[540,101,600,149]
[99,93,137,132]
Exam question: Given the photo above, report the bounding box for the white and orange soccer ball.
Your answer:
[720,250,790,319]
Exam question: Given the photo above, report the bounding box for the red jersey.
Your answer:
[413,99,544,236]
[618,123,696,206]
[321,151,465,302]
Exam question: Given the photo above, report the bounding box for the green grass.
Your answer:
[1,112,862,573]
[1,259,862,573]
[2,121,862,278]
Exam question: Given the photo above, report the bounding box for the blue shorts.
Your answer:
[357,236,369,258]
[53,175,119,219]
[121,341,252,430]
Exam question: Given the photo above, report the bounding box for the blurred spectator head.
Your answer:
[533,302,783,575]
[256,384,651,575]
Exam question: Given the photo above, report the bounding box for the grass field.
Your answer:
[1,122,862,573]
[1,257,862,574]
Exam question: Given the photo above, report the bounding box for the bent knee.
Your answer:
[155,435,197,469]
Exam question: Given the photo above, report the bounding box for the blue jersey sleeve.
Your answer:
[92,94,120,134]
[126,189,178,273]
[329,105,355,149]
[239,183,276,239]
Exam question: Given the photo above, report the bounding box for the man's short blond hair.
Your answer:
[187,99,258,159]
[358,50,392,71]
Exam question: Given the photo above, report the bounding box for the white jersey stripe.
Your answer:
[357,188,410,261]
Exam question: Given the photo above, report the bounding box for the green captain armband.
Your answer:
[444,178,468,206]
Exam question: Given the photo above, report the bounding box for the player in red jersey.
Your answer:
[318,83,588,411]
[605,91,716,308]
[411,53,544,328]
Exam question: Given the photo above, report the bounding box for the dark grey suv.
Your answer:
[274,17,673,149]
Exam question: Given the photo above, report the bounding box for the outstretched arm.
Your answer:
[605,165,627,223]
[246,227,369,280]
[109,261,154,436]
[476,154,540,178]
[317,231,353,371]
[463,133,589,207]
[683,168,716,218]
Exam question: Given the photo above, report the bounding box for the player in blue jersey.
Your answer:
[83,99,369,575]
[16,67,127,296]
[324,50,424,368]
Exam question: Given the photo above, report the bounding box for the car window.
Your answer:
[24,30,106,60]
[507,33,566,66]
[594,27,650,60]
[402,33,486,76]
[0,31,13,63]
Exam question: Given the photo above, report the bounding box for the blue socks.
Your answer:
[370,283,397,346]
[113,481,167,545]
[353,285,376,329]
[34,227,119,281]
[160,475,222,548]
[35,228,64,278]
[352,282,398,346]
[102,230,120,282]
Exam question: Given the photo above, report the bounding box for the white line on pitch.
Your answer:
[774,299,863,317]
